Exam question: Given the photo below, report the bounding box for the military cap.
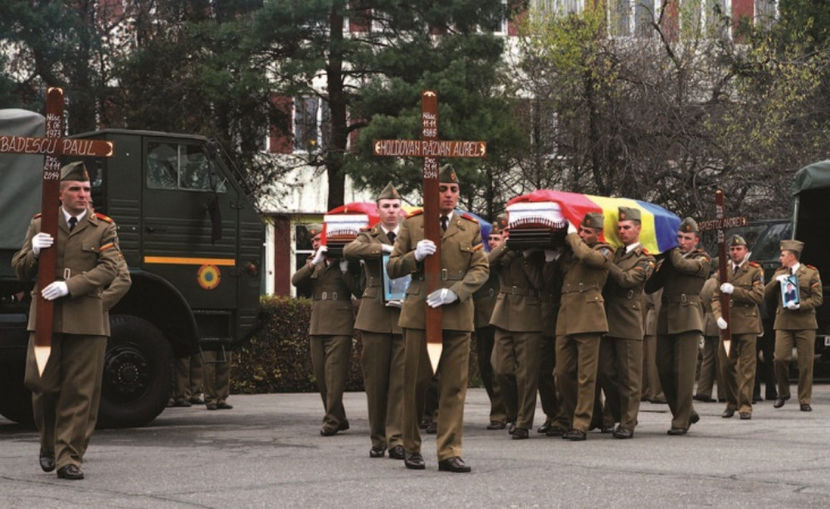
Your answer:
[491,213,508,234]
[581,212,604,230]
[780,239,804,256]
[60,161,90,182]
[618,206,641,222]
[438,164,459,184]
[729,234,747,247]
[307,223,323,238]
[678,217,699,234]
[377,181,401,201]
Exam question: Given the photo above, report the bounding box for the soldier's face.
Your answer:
[59,180,91,216]
[438,183,459,214]
[617,220,640,245]
[779,249,797,268]
[311,234,322,250]
[729,244,748,264]
[578,226,600,245]
[377,199,401,229]
[676,231,698,253]
[488,231,504,249]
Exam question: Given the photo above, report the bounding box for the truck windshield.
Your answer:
[146,141,226,193]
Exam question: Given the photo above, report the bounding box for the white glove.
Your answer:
[339,259,349,273]
[786,301,800,310]
[544,249,562,262]
[720,282,734,294]
[567,221,577,234]
[310,245,327,265]
[41,281,69,301]
[716,317,728,330]
[426,288,458,308]
[32,232,54,257]
[414,239,436,261]
[776,274,789,284]
[522,249,535,258]
[382,244,394,253]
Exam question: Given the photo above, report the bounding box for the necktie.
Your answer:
[440,216,448,232]
[387,231,396,245]
[68,216,77,231]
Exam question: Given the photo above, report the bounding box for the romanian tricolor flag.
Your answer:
[506,190,680,254]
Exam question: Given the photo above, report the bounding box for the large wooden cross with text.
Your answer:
[373,90,486,371]
[0,87,114,375]
[699,190,747,357]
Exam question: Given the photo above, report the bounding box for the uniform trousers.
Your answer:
[656,331,700,430]
[174,353,203,401]
[718,334,757,413]
[203,350,231,406]
[538,335,563,428]
[475,326,507,425]
[774,329,816,404]
[598,336,643,431]
[697,335,724,400]
[25,333,107,469]
[491,328,542,430]
[360,332,405,450]
[402,328,469,461]
[554,332,601,432]
[642,332,665,401]
[310,335,351,430]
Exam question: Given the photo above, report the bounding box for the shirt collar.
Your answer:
[61,207,87,225]
[381,224,400,236]
[792,262,801,274]
[625,242,641,254]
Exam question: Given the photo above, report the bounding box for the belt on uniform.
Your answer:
[412,269,465,281]
[314,291,349,301]
[663,293,699,303]
[499,286,538,297]
[561,282,599,294]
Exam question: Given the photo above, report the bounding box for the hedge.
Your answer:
[231,296,483,394]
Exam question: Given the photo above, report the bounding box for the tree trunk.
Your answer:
[326,2,346,210]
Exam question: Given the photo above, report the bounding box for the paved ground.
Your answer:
[1,386,829,508]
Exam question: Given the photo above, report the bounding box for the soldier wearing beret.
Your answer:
[648,217,710,435]
[764,239,823,411]
[553,212,613,441]
[472,215,509,430]
[488,216,546,440]
[388,164,489,472]
[711,234,764,419]
[343,182,406,459]
[292,223,361,436]
[14,161,123,480]
[598,207,655,439]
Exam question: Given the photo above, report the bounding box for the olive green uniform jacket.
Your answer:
[763,264,823,330]
[712,261,764,335]
[604,245,655,340]
[488,245,545,332]
[344,225,402,334]
[555,233,613,336]
[291,258,360,335]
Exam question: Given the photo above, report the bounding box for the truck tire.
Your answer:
[0,363,34,427]
[98,315,173,428]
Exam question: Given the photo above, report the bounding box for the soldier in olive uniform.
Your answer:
[291,224,361,435]
[343,182,406,459]
[539,248,566,436]
[649,217,710,435]
[472,216,509,430]
[765,239,823,411]
[598,207,655,439]
[696,274,725,403]
[553,212,613,441]
[387,164,489,473]
[488,227,546,440]
[14,162,122,480]
[641,290,666,403]
[712,234,764,419]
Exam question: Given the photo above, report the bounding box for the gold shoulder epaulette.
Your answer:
[749,261,761,268]
[95,212,113,223]
[359,225,371,232]
[460,213,478,223]
[407,208,424,218]
[807,264,818,270]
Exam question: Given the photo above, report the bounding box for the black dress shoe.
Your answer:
[600,425,613,434]
[404,452,426,470]
[39,450,55,472]
[216,402,233,410]
[206,403,218,410]
[388,445,405,460]
[667,427,687,436]
[57,464,84,480]
[537,422,551,434]
[693,394,715,402]
[320,426,337,436]
[370,446,386,458]
[613,427,633,439]
[512,427,529,440]
[689,411,700,425]
[507,422,516,435]
[563,429,587,441]
[438,456,471,473]
[766,391,779,401]
[739,412,752,420]
[545,426,566,437]
[171,398,191,407]
[338,420,350,431]
[800,403,812,412]
[721,408,735,418]
[486,421,506,430]
[774,397,789,408]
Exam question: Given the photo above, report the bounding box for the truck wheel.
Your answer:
[98,315,173,428]
[0,363,33,427]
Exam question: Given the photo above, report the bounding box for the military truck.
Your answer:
[0,109,264,427]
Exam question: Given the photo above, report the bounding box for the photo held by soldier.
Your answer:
[4,1,830,504]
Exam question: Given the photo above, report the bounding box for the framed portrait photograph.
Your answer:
[383,253,411,308]
[781,274,800,307]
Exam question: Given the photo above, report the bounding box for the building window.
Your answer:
[609,0,655,37]
[754,0,776,26]
[294,97,331,153]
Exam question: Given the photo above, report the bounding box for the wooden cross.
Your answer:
[0,87,114,375]
[373,90,486,371]
[698,190,747,356]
